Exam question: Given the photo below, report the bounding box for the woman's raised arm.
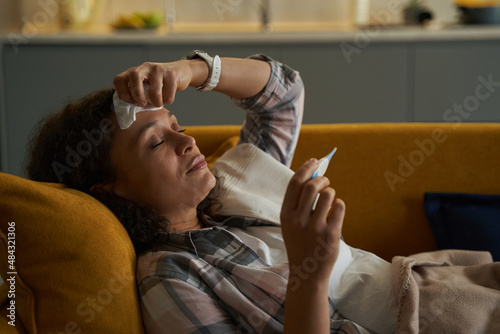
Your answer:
[113,56,271,107]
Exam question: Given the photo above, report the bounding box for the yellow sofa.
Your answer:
[1,122,499,333]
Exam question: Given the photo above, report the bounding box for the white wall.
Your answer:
[0,0,20,30]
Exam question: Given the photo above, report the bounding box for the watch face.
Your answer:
[185,50,207,59]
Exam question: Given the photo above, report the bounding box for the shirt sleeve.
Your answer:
[232,54,305,167]
[138,275,238,334]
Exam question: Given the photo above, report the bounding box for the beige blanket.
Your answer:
[392,250,500,334]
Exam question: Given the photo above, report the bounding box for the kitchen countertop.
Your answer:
[1,24,500,45]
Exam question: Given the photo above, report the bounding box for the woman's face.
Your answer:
[108,108,216,222]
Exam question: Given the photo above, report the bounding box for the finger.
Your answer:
[281,158,319,214]
[147,71,164,107]
[296,176,330,221]
[113,74,134,103]
[128,71,147,106]
[311,187,336,223]
[295,158,320,181]
[327,198,346,236]
[162,74,177,105]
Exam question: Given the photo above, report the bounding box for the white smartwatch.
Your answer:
[182,50,221,92]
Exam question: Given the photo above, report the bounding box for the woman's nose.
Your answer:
[176,133,196,155]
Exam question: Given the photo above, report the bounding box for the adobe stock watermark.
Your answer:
[287,236,335,291]
[384,73,500,192]
[8,0,69,53]
[235,236,334,333]
[51,118,114,183]
[340,0,404,64]
[237,297,281,333]
[47,266,135,334]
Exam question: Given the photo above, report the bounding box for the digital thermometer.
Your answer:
[311,148,337,209]
[311,148,337,179]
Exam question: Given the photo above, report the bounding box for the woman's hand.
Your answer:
[280,158,345,334]
[281,158,345,282]
[113,59,208,107]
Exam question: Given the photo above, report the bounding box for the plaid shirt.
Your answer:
[137,55,371,334]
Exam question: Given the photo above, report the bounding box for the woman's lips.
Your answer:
[187,155,208,173]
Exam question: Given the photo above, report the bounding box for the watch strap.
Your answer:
[182,50,221,92]
[199,55,221,92]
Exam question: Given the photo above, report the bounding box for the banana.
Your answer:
[112,11,162,29]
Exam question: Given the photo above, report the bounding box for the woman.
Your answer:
[26,53,381,333]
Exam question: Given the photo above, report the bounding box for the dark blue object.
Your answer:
[459,6,500,25]
[424,192,500,262]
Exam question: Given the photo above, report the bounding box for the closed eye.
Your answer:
[151,129,185,149]
[152,140,165,148]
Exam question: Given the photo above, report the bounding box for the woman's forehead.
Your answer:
[125,108,174,131]
[111,108,174,145]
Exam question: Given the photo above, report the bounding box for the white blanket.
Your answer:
[211,143,294,225]
[212,144,398,334]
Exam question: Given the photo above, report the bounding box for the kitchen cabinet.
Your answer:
[414,40,500,122]
[280,43,411,123]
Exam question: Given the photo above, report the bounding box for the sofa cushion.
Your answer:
[0,172,144,333]
[424,192,500,261]
[206,136,240,169]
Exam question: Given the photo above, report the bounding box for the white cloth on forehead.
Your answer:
[113,83,163,130]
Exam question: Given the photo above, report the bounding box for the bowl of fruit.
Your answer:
[111,11,163,30]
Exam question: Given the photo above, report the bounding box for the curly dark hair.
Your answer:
[25,88,219,254]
